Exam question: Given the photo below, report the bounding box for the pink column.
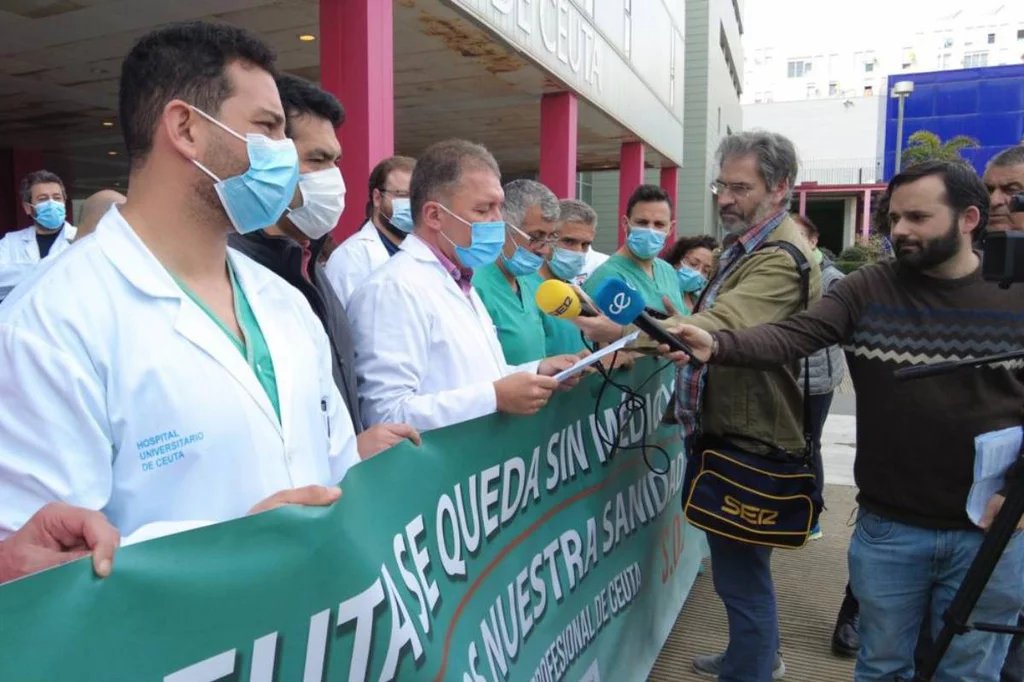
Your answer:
[617,142,645,246]
[659,165,679,243]
[12,148,45,229]
[539,92,578,199]
[320,0,395,241]
[861,189,872,240]
[798,189,807,217]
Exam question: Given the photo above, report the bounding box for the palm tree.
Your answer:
[901,130,980,166]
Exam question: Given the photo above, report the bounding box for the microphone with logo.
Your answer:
[534,279,598,320]
[591,277,703,367]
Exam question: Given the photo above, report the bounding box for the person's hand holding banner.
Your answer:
[0,503,120,584]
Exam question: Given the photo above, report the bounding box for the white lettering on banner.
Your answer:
[489,0,602,91]
[526,563,642,682]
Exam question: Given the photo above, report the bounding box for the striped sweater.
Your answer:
[713,258,1024,529]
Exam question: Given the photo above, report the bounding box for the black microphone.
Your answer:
[591,278,702,365]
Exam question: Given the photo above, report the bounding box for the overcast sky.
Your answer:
[743,0,1015,52]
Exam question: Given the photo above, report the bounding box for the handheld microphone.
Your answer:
[535,279,597,319]
[591,277,702,365]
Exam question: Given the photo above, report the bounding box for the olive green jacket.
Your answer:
[646,215,822,454]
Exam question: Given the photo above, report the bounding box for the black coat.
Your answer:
[228,231,363,434]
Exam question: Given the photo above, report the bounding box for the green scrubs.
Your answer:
[521,273,587,356]
[583,253,687,316]
[171,264,281,421]
[472,262,548,365]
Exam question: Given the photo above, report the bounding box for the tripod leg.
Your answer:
[916,481,1024,681]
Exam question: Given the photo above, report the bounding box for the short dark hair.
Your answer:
[119,21,278,167]
[886,160,990,233]
[366,156,417,220]
[987,145,1024,170]
[791,214,819,239]
[626,184,673,219]
[276,74,345,138]
[410,139,500,226]
[662,235,718,267]
[19,170,65,204]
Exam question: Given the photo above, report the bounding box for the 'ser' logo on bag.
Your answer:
[721,495,779,526]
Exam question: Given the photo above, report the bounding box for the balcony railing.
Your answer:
[797,157,882,185]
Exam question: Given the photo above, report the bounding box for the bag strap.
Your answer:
[759,240,813,460]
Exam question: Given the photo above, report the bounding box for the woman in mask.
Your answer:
[661,235,718,314]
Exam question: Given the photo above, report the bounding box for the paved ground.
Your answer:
[649,390,860,681]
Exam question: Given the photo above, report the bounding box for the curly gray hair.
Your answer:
[502,179,560,227]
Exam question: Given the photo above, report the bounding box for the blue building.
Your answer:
[883,64,1024,180]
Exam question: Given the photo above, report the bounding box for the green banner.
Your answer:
[0,358,707,682]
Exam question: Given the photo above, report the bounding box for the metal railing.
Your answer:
[797,157,882,185]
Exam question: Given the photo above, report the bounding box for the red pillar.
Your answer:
[798,188,807,217]
[659,165,678,243]
[320,0,395,241]
[861,188,873,241]
[539,92,578,199]
[11,148,45,229]
[617,141,645,246]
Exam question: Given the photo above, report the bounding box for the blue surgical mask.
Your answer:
[190,106,300,235]
[33,200,66,230]
[438,205,506,269]
[677,264,707,294]
[388,197,414,233]
[626,226,667,260]
[500,224,544,276]
[548,246,587,281]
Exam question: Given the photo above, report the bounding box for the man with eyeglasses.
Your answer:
[474,179,562,364]
[325,155,416,307]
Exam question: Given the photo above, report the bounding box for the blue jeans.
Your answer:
[849,510,1024,682]
[707,532,779,682]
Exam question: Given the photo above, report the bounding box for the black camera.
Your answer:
[982,193,1024,287]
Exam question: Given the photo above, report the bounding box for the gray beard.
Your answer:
[719,197,779,235]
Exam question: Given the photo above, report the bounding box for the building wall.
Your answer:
[677,0,744,238]
[882,64,1024,179]
[743,2,1024,105]
[743,97,882,184]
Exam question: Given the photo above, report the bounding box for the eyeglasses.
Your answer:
[709,181,755,199]
[509,223,560,245]
[381,188,410,199]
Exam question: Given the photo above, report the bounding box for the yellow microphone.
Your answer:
[535,279,597,319]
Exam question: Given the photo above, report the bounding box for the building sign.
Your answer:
[445,0,684,166]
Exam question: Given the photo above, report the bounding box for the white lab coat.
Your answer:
[0,223,77,299]
[347,234,540,432]
[325,220,392,307]
[576,248,610,285]
[0,207,358,544]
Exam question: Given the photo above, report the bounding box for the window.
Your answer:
[939,52,952,69]
[787,59,813,78]
[732,0,744,35]
[988,33,996,44]
[944,37,954,48]
[575,173,593,205]
[864,61,875,73]
[828,81,839,96]
[1017,29,1024,40]
[720,24,742,96]
[964,51,989,67]
[806,83,819,98]
[864,85,874,96]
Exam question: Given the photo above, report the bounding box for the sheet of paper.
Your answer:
[553,331,641,383]
[967,426,1023,526]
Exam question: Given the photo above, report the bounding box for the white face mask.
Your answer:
[287,167,346,239]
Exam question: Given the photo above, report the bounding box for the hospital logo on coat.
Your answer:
[136,430,204,473]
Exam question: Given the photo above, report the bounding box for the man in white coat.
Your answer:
[325,155,416,307]
[0,21,416,546]
[347,139,580,433]
[0,170,76,300]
